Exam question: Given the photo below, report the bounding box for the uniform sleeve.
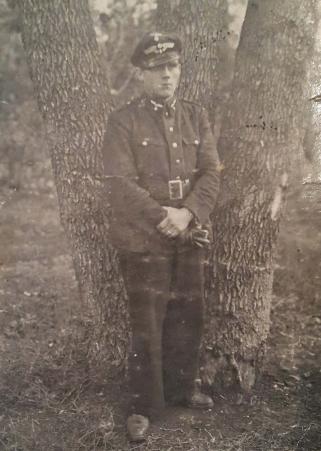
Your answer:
[182,108,220,224]
[102,112,166,226]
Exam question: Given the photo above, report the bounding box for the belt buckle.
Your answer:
[198,228,209,241]
[168,179,183,200]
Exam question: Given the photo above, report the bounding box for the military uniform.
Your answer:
[103,96,219,253]
[102,32,220,423]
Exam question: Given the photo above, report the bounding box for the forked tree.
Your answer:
[18,0,318,390]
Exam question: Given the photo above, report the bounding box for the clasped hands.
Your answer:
[157,206,211,248]
[157,206,192,238]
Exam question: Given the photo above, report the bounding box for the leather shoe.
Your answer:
[186,391,214,409]
[126,414,149,442]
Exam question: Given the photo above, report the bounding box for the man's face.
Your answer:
[141,59,181,100]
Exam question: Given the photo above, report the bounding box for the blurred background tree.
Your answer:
[0,0,49,191]
[91,0,156,102]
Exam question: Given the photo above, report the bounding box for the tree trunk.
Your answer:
[19,0,129,367]
[204,0,318,391]
[303,3,321,184]
[158,0,318,392]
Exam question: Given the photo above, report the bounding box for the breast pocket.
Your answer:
[134,137,169,178]
[182,135,200,173]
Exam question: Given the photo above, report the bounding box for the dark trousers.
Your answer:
[119,247,205,420]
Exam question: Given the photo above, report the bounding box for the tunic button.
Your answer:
[172,142,178,148]
[194,139,200,145]
[142,140,148,146]
[165,112,169,117]
[176,159,180,163]
[169,126,174,132]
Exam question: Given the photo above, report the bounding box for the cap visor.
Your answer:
[142,52,180,69]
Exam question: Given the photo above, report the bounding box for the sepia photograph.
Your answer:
[0,0,321,449]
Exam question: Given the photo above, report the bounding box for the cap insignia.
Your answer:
[144,41,175,55]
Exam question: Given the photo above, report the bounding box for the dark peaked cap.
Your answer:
[131,32,182,69]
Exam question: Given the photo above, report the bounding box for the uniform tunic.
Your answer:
[102,96,220,419]
[102,96,220,253]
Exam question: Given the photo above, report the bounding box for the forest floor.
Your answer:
[1,177,321,451]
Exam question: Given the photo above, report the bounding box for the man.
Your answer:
[102,32,220,442]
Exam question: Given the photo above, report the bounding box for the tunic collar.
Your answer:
[148,96,177,114]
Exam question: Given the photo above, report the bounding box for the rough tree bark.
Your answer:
[18,0,129,366]
[205,0,318,391]
[158,0,318,392]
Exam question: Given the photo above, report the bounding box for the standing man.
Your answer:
[102,32,220,442]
